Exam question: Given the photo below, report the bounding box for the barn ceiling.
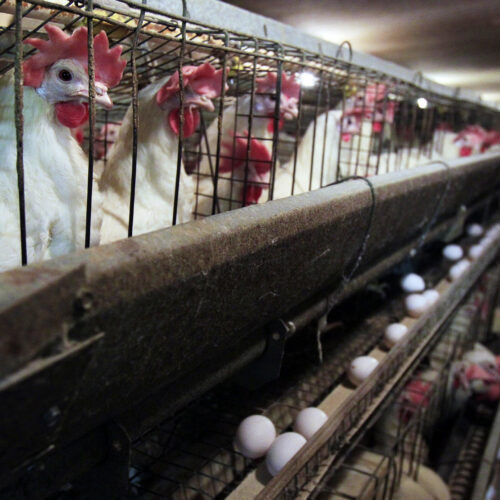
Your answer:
[222,0,500,105]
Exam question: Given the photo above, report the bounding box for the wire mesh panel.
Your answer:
[1,0,500,272]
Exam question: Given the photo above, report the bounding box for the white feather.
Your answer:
[194,95,273,215]
[273,109,343,199]
[99,78,194,244]
[0,71,101,272]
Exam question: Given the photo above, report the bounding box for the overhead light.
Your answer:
[298,71,318,88]
[417,97,428,109]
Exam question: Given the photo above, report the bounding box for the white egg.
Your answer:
[442,244,463,261]
[400,273,425,293]
[384,323,408,348]
[234,415,276,459]
[448,259,470,281]
[423,289,440,307]
[348,356,379,386]
[468,244,484,261]
[467,223,483,237]
[293,407,328,440]
[405,293,428,317]
[265,432,306,476]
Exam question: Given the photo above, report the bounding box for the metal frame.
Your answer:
[1,0,500,496]
[1,153,499,489]
[98,0,499,110]
[1,0,500,271]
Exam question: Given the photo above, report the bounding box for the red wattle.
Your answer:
[373,122,382,133]
[342,133,352,142]
[72,127,84,145]
[244,185,263,205]
[486,384,500,401]
[168,107,200,138]
[460,146,472,157]
[55,102,89,128]
[267,117,284,133]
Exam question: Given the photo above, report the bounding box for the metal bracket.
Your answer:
[235,320,289,390]
[443,204,467,243]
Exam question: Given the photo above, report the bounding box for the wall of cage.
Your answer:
[114,243,500,500]
[1,0,500,272]
[292,267,500,500]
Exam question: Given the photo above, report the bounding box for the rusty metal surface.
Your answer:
[0,264,86,377]
[0,334,103,480]
[0,153,499,475]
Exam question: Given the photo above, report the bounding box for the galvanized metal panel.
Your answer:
[0,154,499,473]
[99,0,498,109]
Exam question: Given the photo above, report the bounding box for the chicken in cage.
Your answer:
[1,1,500,499]
[1,0,500,272]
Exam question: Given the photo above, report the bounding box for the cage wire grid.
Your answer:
[1,0,500,270]
[299,275,492,500]
[121,257,498,500]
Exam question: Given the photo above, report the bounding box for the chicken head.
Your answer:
[156,63,225,138]
[23,24,126,128]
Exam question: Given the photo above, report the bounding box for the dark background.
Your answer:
[222,0,500,104]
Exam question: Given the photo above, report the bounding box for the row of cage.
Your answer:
[119,250,499,499]
[1,0,500,271]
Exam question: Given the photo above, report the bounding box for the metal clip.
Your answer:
[235,319,289,389]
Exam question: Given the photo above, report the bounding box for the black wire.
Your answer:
[128,0,147,237]
[84,0,95,248]
[14,0,27,265]
[316,176,376,360]
[328,175,377,286]
[411,160,452,256]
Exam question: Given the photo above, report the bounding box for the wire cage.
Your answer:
[125,300,387,499]
[1,0,500,272]
[1,1,500,499]
[311,276,495,500]
[101,253,497,500]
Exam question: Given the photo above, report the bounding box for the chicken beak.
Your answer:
[94,83,113,110]
[280,96,298,120]
[183,93,215,113]
[76,83,114,110]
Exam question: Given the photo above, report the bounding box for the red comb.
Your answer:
[156,63,225,106]
[93,30,127,88]
[349,83,396,124]
[256,72,300,100]
[23,24,126,89]
[364,83,388,106]
[454,125,486,145]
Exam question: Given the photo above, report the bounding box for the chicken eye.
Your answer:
[269,94,277,101]
[58,69,73,82]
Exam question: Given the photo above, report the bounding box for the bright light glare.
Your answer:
[298,72,318,88]
[417,97,428,109]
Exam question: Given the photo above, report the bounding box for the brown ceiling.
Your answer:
[221,0,500,103]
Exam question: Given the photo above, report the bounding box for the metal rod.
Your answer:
[14,0,27,265]
[85,0,96,248]
[128,0,147,237]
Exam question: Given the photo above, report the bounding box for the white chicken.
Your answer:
[99,63,224,243]
[0,24,125,272]
[273,84,397,199]
[272,108,344,199]
[193,71,299,216]
[431,124,458,160]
